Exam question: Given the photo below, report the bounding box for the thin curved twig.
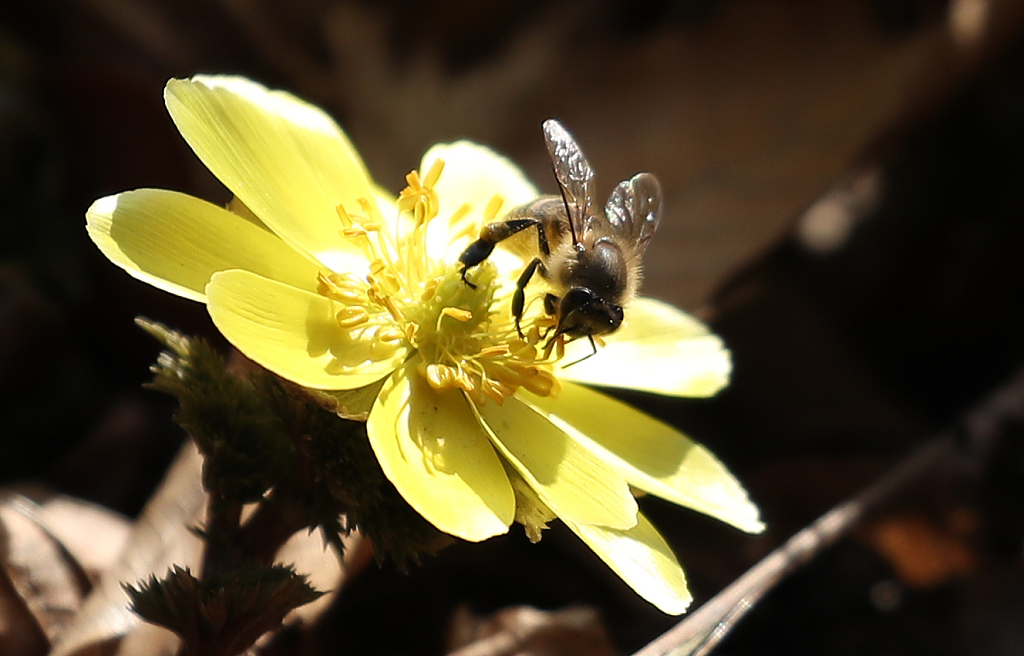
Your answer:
[633,365,1024,656]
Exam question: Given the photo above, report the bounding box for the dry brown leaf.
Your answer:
[862,510,978,588]
[0,496,92,647]
[0,568,49,656]
[447,605,617,656]
[35,497,132,583]
[48,440,206,656]
[252,528,370,654]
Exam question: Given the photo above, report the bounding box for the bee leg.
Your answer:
[561,336,598,368]
[458,218,547,288]
[458,240,494,289]
[536,295,558,340]
[512,257,545,338]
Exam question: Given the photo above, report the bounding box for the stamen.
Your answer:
[357,197,376,217]
[481,378,509,405]
[542,335,565,361]
[521,369,556,397]
[483,194,505,221]
[422,158,445,188]
[335,203,353,226]
[440,307,474,322]
[423,363,450,390]
[448,203,471,227]
[317,272,366,304]
[420,278,439,301]
[452,221,479,243]
[489,364,523,389]
[377,326,404,344]
[466,386,489,407]
[381,296,404,322]
[336,306,369,328]
[454,370,475,392]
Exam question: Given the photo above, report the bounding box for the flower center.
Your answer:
[316,158,562,405]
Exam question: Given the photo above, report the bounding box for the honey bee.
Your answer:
[459,118,662,356]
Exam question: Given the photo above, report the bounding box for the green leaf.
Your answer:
[126,564,322,655]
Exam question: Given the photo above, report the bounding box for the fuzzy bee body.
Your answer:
[459,119,662,349]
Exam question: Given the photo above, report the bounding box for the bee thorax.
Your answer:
[556,238,629,305]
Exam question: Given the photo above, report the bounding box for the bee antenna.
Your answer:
[552,164,580,247]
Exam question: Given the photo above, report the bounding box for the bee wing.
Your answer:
[605,172,662,253]
[543,119,595,242]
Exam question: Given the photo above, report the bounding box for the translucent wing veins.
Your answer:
[543,119,595,244]
[605,172,662,253]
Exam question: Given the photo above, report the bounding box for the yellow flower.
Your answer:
[86,76,762,615]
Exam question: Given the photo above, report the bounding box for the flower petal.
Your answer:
[522,383,764,534]
[565,513,692,615]
[206,269,407,389]
[557,297,731,397]
[164,76,373,275]
[86,189,323,302]
[420,140,538,263]
[472,395,638,530]
[367,363,514,541]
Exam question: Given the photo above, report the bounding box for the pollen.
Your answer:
[440,307,473,322]
[483,194,505,221]
[336,306,369,328]
[314,157,565,408]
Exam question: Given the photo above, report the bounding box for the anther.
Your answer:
[422,158,445,189]
[336,306,370,328]
[441,307,474,322]
[423,363,449,390]
[420,278,439,301]
[521,370,555,397]
[335,203,352,226]
[482,378,509,405]
[377,326,404,344]
[454,370,475,392]
[489,364,523,389]
[448,203,471,227]
[483,194,504,221]
[466,386,489,407]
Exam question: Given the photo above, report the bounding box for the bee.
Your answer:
[459,118,662,356]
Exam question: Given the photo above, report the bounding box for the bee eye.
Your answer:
[557,288,623,338]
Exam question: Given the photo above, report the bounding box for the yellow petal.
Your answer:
[306,378,387,421]
[472,395,638,530]
[565,513,692,615]
[522,383,764,534]
[206,269,406,389]
[164,76,373,275]
[557,297,731,397]
[367,363,514,541]
[420,140,539,263]
[86,189,323,302]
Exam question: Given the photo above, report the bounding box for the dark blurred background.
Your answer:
[3,0,1024,654]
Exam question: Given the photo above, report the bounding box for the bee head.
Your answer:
[556,287,624,338]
